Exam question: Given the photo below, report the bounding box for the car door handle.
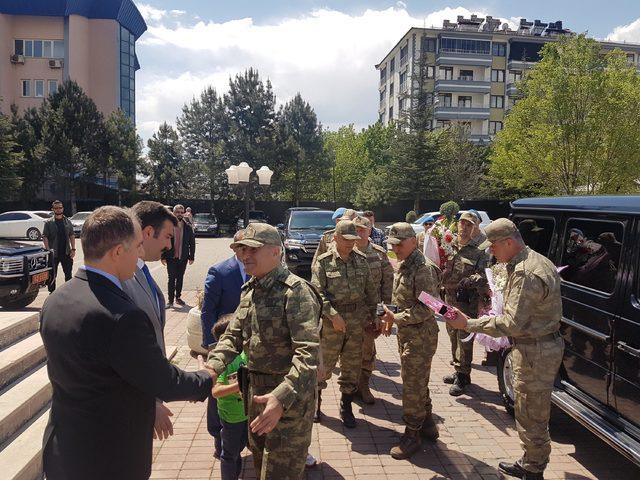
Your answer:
[617,341,640,358]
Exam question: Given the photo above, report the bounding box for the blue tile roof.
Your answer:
[0,0,147,39]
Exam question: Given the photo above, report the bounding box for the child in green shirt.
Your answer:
[212,319,248,480]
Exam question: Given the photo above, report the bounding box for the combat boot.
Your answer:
[358,374,375,405]
[449,373,471,396]
[498,461,544,479]
[339,393,357,428]
[390,427,421,459]
[443,372,457,384]
[420,415,439,441]
[314,390,323,423]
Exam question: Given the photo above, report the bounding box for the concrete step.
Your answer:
[0,333,45,390]
[0,312,39,351]
[0,365,51,445]
[0,406,49,480]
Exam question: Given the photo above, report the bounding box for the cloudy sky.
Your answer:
[134,0,640,142]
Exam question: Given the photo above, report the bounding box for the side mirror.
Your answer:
[277,223,285,230]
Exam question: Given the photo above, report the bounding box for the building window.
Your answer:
[459,69,474,81]
[440,38,490,55]
[379,113,385,123]
[458,96,472,108]
[389,106,394,120]
[48,80,58,95]
[439,93,452,107]
[380,67,387,82]
[426,66,435,78]
[33,41,43,58]
[490,95,504,108]
[120,26,137,121]
[491,69,505,82]
[509,70,523,83]
[422,37,436,52]
[489,121,503,134]
[626,53,635,65]
[14,39,64,58]
[400,45,409,66]
[34,80,44,98]
[390,58,395,73]
[492,43,506,57]
[21,80,31,97]
[379,90,385,102]
[399,98,405,111]
[389,83,394,97]
[436,120,450,129]
[399,71,407,92]
[440,67,453,80]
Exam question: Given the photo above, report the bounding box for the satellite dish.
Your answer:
[501,23,509,31]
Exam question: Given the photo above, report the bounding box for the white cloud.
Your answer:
[170,10,186,17]
[135,6,513,141]
[607,17,640,42]
[137,3,166,23]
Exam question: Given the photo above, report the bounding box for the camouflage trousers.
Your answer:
[445,295,475,376]
[397,320,439,430]
[248,384,315,480]
[319,314,363,395]
[361,323,378,380]
[512,336,564,473]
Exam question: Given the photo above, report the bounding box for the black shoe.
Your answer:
[314,391,323,423]
[443,372,457,384]
[166,302,173,309]
[340,394,356,428]
[449,373,470,397]
[175,298,186,306]
[498,461,544,479]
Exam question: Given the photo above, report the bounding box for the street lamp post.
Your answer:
[225,162,274,230]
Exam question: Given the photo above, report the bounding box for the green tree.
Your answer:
[11,106,46,203]
[39,80,106,212]
[177,87,227,208]
[105,109,142,204]
[0,107,22,200]
[276,93,325,204]
[490,34,640,195]
[323,126,370,204]
[145,123,184,200]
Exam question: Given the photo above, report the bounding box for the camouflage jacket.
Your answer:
[392,249,442,327]
[466,247,562,339]
[442,238,490,316]
[311,228,335,266]
[207,265,320,410]
[356,242,393,304]
[311,245,378,321]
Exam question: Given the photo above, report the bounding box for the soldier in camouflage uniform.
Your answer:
[415,216,435,254]
[353,216,394,405]
[380,223,442,460]
[207,223,321,480]
[442,212,490,396]
[311,220,378,428]
[312,208,358,266]
[448,218,564,480]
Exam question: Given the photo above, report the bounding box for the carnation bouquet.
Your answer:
[429,201,460,268]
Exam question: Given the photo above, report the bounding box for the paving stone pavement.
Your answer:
[148,291,640,480]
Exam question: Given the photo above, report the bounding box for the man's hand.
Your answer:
[153,402,174,440]
[161,259,167,266]
[447,308,469,330]
[250,394,284,435]
[380,305,395,336]
[188,259,194,265]
[69,249,76,259]
[330,314,346,332]
[197,354,217,381]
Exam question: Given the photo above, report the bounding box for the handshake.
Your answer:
[377,303,398,336]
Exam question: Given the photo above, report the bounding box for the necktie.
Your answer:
[141,264,159,310]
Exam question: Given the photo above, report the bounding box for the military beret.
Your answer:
[332,207,347,221]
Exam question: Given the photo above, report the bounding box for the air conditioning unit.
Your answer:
[49,59,63,69]
[10,54,25,64]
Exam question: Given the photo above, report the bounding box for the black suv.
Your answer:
[0,240,53,309]
[278,208,334,278]
[495,195,640,466]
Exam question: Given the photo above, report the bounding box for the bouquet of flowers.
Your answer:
[429,201,460,269]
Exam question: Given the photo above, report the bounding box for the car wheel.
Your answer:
[0,289,39,309]
[497,347,515,415]
[27,227,41,240]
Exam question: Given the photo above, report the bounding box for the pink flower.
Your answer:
[444,233,453,243]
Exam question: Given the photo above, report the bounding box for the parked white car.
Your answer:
[70,211,92,237]
[0,211,51,240]
[411,210,491,234]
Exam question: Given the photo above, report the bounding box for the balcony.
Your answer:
[436,49,492,67]
[506,83,520,96]
[434,106,490,120]
[469,134,491,144]
[434,78,490,94]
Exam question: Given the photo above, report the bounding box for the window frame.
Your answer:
[511,214,556,257]
[489,121,503,134]
[458,96,472,108]
[491,69,505,82]
[492,42,506,57]
[440,66,453,80]
[21,80,31,97]
[34,80,45,98]
[490,95,504,108]
[48,80,58,95]
[439,93,452,107]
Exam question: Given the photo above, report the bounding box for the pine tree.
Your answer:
[0,108,22,200]
[145,123,183,200]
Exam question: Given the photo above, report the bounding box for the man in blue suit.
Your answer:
[201,229,247,457]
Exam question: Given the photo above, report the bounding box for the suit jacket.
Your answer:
[40,269,212,480]
[122,266,166,355]
[162,221,196,262]
[200,255,244,347]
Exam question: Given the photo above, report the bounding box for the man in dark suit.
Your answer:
[161,204,196,308]
[40,206,215,480]
[201,229,247,457]
[123,201,177,441]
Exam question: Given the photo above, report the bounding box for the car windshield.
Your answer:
[414,212,440,224]
[70,212,90,220]
[34,212,53,219]
[194,213,216,222]
[289,212,334,229]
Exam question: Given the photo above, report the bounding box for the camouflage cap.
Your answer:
[338,208,358,221]
[459,211,480,225]
[478,218,518,249]
[387,222,416,245]
[334,220,360,240]
[353,215,371,229]
[231,223,282,248]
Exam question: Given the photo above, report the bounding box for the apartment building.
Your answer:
[376,15,640,142]
[0,0,146,123]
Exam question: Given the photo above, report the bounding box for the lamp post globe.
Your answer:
[256,166,274,186]
[236,162,253,183]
